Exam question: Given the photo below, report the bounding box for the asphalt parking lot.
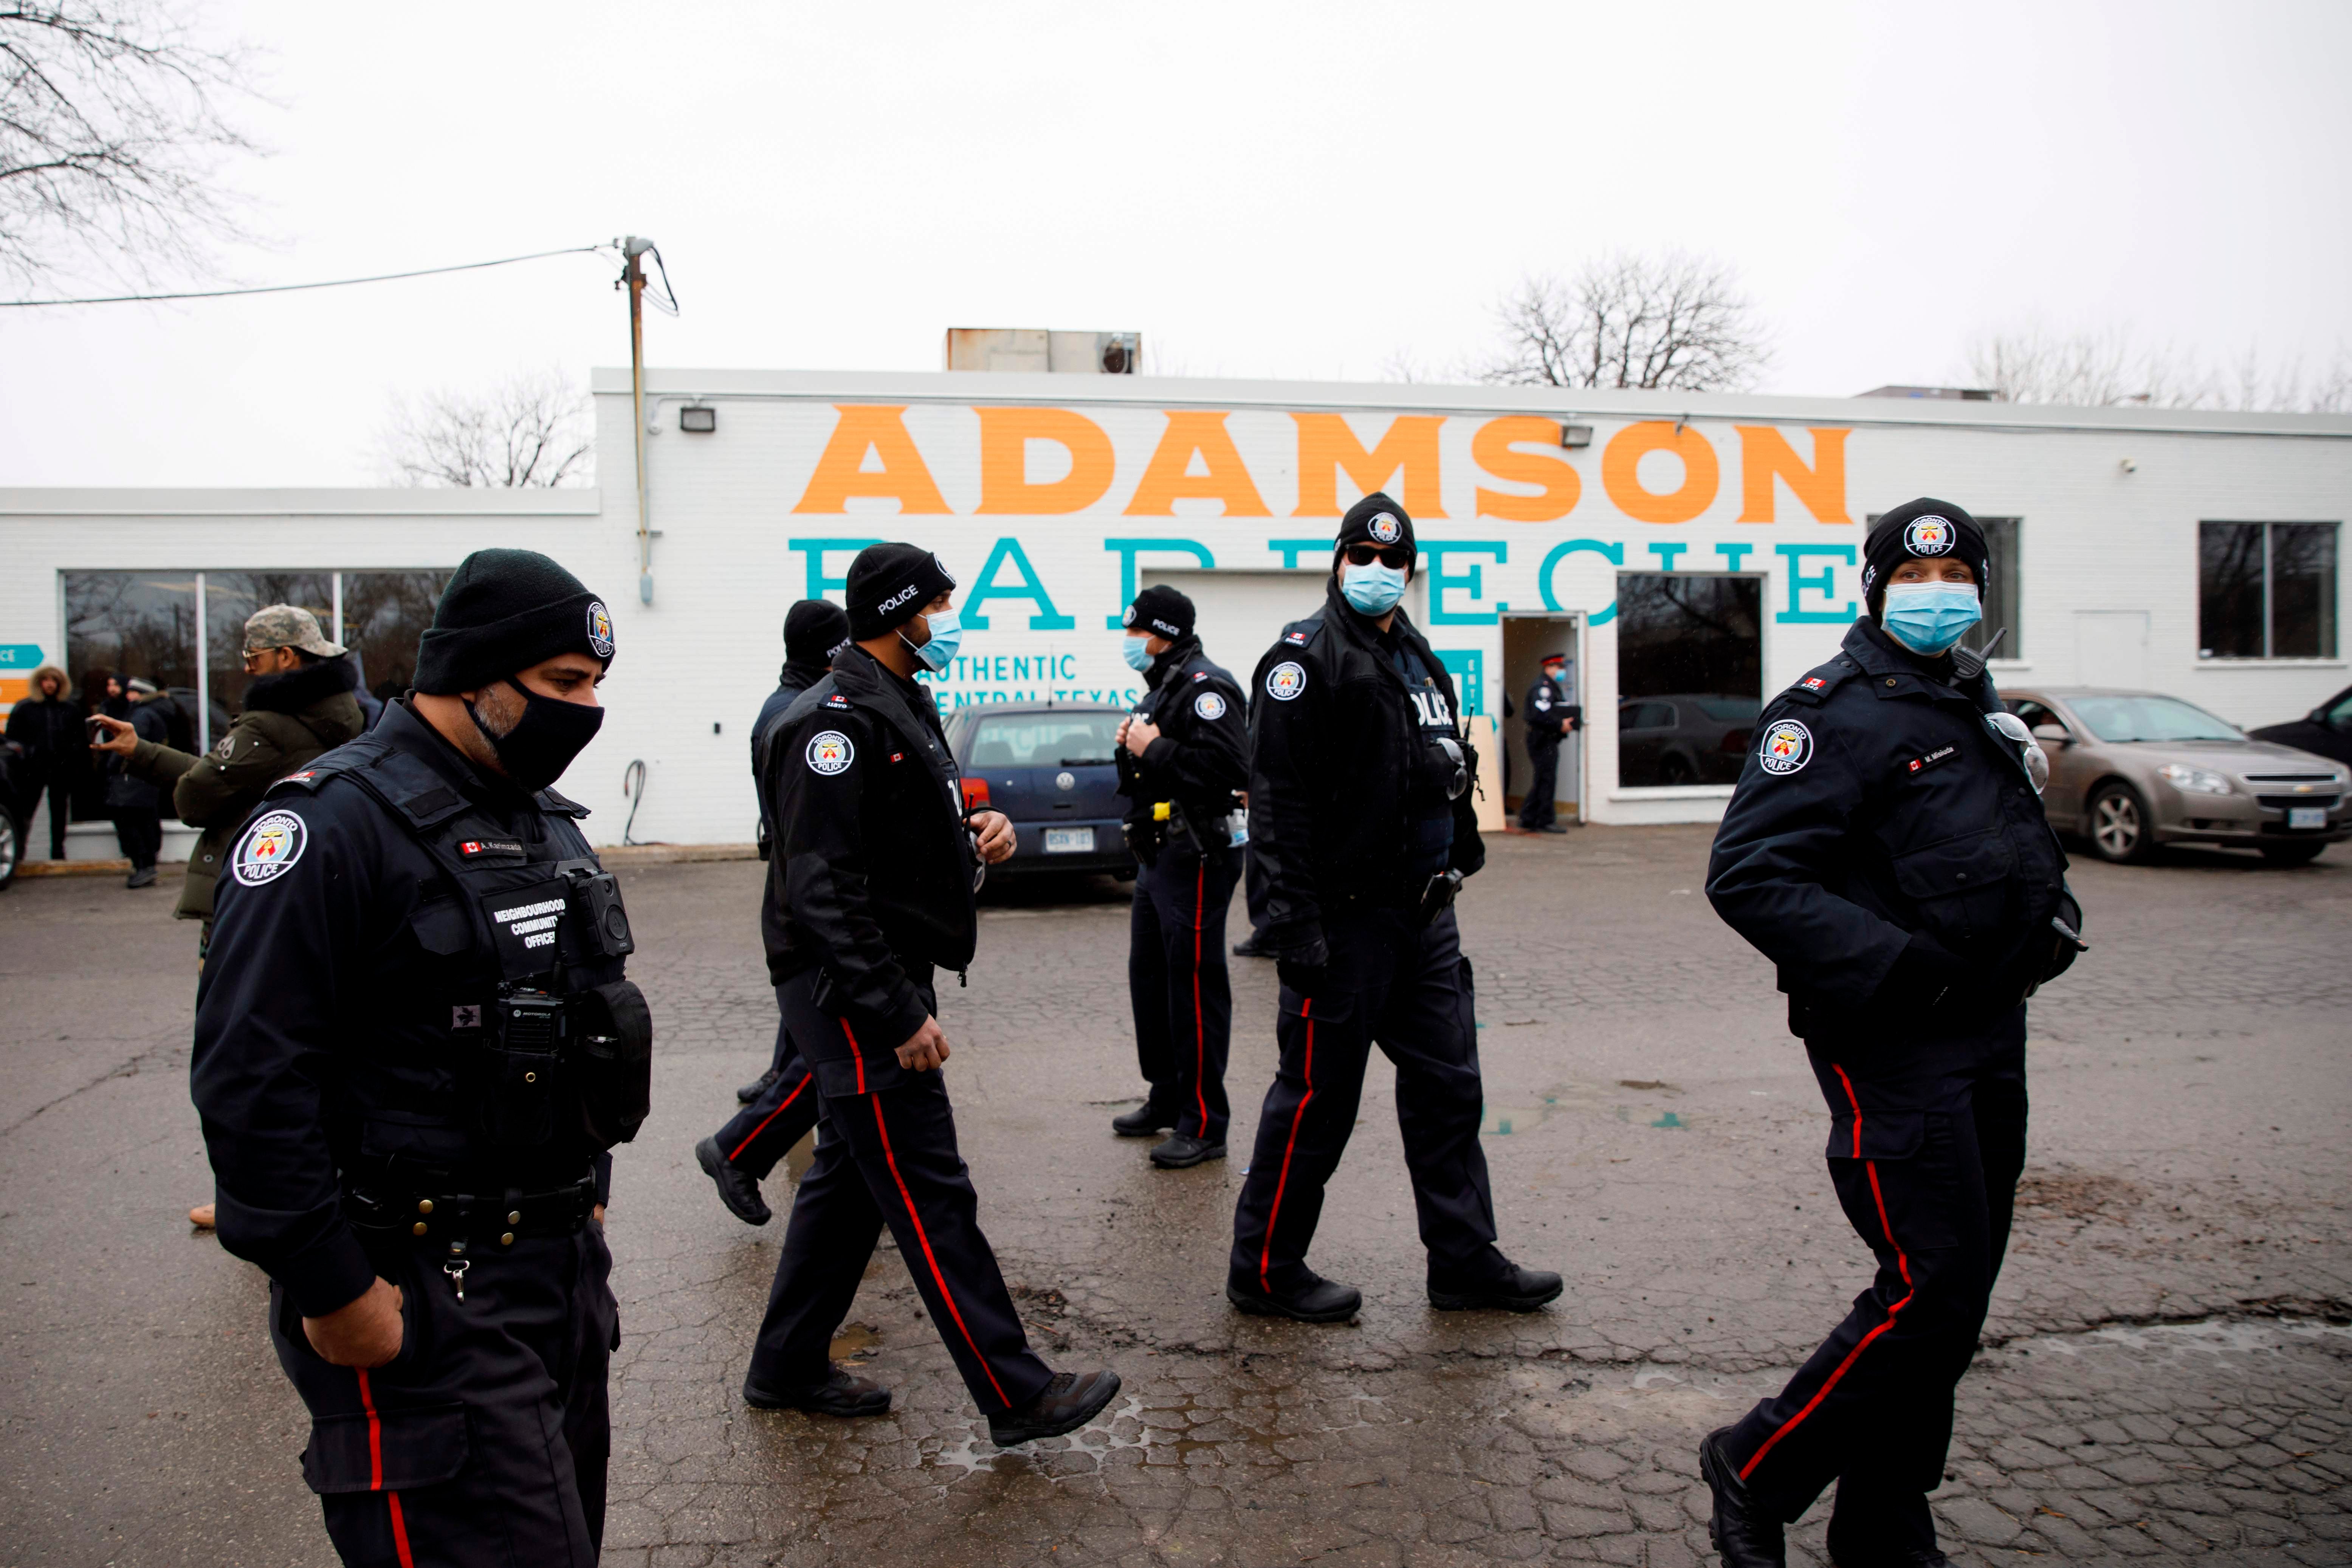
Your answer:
[0,827,2346,1566]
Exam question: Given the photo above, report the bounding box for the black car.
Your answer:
[2251,683,2352,770]
[942,701,1136,879]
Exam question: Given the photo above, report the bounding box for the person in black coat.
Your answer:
[1227,493,1562,1324]
[695,597,852,1226]
[4,664,84,860]
[1695,500,2086,1568]
[742,542,1120,1447]
[1517,653,1578,832]
[107,678,174,887]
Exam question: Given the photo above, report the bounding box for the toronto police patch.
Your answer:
[586,601,616,658]
[1194,691,1228,721]
[1266,661,1307,702]
[1904,516,1955,557]
[232,809,308,886]
[1122,604,1137,627]
[806,730,855,775]
[1368,512,1403,544]
[1758,719,1814,776]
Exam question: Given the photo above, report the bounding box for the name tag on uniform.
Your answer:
[483,877,571,974]
[459,838,526,860]
[1903,745,1958,776]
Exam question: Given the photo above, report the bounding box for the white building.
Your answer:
[3,370,2345,854]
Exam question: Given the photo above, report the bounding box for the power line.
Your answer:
[0,246,610,309]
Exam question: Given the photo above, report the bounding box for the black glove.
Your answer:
[2041,888,2088,985]
[1275,935,1329,996]
[1876,931,1968,1012]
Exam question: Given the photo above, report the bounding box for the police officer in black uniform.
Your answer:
[192,549,651,1567]
[696,599,852,1226]
[1227,493,1563,1322]
[1697,500,2086,1568]
[743,542,1120,1445]
[1517,652,1579,833]
[1110,584,1250,1168]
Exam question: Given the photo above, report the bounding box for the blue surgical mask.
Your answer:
[1880,583,1982,656]
[1120,635,1156,672]
[1341,561,1408,617]
[903,609,962,672]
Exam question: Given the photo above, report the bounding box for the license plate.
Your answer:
[1044,827,1095,854]
[2289,806,2327,830]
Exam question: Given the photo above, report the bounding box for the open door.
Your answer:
[1500,614,1582,825]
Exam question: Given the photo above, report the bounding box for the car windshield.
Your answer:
[2066,694,2245,744]
[1690,696,1760,722]
[967,713,1123,768]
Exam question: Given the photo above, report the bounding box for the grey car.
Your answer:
[2005,687,2352,866]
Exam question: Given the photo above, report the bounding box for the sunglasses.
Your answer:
[1343,544,1412,569]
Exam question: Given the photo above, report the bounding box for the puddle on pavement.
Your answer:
[828,1322,882,1360]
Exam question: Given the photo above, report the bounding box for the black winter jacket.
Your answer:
[1119,636,1248,846]
[4,686,84,784]
[758,646,980,1051]
[1706,620,2072,1041]
[1247,578,1485,954]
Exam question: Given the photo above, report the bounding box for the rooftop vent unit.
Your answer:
[1856,385,2000,401]
[945,328,1141,375]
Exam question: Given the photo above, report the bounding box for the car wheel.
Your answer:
[1657,753,1695,786]
[2086,782,2157,865]
[0,807,15,891]
[2258,841,2327,867]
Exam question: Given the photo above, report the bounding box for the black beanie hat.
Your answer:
[1333,491,1416,573]
[845,542,958,641]
[1122,584,1195,642]
[1862,499,1990,619]
[413,548,612,695]
[783,598,852,668]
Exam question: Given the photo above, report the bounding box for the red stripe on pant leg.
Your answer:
[387,1492,415,1568]
[729,1072,811,1162]
[1258,1000,1313,1291]
[843,1020,867,1095]
[1191,858,1208,1131]
[1740,1062,1917,1481]
[355,1368,384,1490]
[869,1095,1012,1408]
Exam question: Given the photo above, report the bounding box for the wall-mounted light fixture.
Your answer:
[680,404,717,433]
[2118,456,2137,474]
[1559,422,1594,449]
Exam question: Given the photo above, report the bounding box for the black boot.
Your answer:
[1148,1133,1226,1168]
[1226,1271,1362,1323]
[1428,1262,1563,1312]
[743,1364,891,1417]
[1111,1102,1176,1137]
[988,1369,1121,1446]
[736,1067,781,1104]
[694,1135,772,1226]
[1699,1427,1787,1568]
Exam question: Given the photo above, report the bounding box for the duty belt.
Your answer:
[345,1173,598,1248]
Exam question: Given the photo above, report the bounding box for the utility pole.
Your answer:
[622,236,656,604]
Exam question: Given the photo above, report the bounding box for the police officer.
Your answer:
[695,598,852,1226]
[743,542,1120,1444]
[191,549,650,1567]
[1517,652,1578,833]
[1697,500,2085,1568]
[1228,493,1562,1322]
[1111,584,1250,1168]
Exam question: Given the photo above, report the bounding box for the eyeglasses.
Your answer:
[1343,544,1412,569]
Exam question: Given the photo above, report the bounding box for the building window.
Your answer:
[1614,572,1762,788]
[342,571,452,701]
[2199,522,2339,659]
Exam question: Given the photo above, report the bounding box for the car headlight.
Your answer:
[2158,763,2234,796]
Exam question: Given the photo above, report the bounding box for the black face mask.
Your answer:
[466,678,604,792]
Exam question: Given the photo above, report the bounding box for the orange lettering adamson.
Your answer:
[1471,417,1582,521]
[1602,421,1719,524]
[1291,414,1446,518]
[1736,427,1851,523]
[1123,412,1271,516]
[977,407,1117,514]
[793,406,953,514]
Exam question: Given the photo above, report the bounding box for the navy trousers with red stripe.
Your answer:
[1229,906,1506,1293]
[1129,844,1240,1141]
[711,1013,819,1178]
[267,1227,617,1568]
[1725,1012,2028,1548]
[746,969,1054,1415]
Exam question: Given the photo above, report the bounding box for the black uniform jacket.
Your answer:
[1248,577,1485,953]
[758,645,979,1050]
[1706,620,2069,1040]
[190,700,619,1318]
[1523,676,1571,751]
[1119,636,1249,838]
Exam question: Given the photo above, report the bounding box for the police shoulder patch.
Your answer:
[806,730,855,775]
[1194,691,1228,721]
[232,808,308,885]
[1757,717,1815,776]
[586,600,616,659]
[1265,662,1307,702]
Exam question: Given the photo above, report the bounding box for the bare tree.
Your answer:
[1964,323,2352,412]
[0,2,265,289]
[377,369,594,489]
[1480,250,1771,392]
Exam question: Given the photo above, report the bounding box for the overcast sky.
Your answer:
[3,0,2347,487]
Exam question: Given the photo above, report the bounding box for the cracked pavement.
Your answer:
[0,828,2344,1566]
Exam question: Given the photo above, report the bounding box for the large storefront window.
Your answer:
[61,568,453,761]
[2200,522,2339,659]
[1615,573,1762,788]
[1967,517,2021,659]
